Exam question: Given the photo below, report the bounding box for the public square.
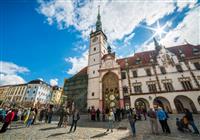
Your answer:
[0,114,199,140]
[1,1,200,140]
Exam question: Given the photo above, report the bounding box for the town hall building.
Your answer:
[63,9,200,113]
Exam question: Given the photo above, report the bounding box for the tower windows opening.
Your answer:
[121,72,126,79]
[94,47,96,51]
[176,65,183,72]
[132,70,138,77]
[194,62,200,70]
[160,66,166,74]
[92,92,95,96]
[93,71,95,74]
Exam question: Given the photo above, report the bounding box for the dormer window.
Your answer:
[135,57,141,64]
[160,67,166,74]
[192,47,199,55]
[194,62,200,70]
[176,65,183,72]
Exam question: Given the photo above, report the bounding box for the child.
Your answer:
[176,118,184,132]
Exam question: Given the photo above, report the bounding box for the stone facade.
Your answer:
[51,86,62,104]
[0,85,10,102]
[64,9,200,113]
[24,80,52,106]
[63,67,88,111]
[5,84,27,104]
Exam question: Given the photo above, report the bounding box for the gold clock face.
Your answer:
[92,37,98,42]
[109,94,115,101]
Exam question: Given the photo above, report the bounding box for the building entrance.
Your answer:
[102,72,120,110]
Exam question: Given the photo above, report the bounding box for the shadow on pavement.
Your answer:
[90,132,108,138]
[120,135,134,140]
[40,126,61,131]
[47,132,66,138]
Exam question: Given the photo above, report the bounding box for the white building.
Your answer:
[24,80,52,106]
[76,9,200,113]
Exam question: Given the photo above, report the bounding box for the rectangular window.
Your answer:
[132,70,138,78]
[160,67,166,74]
[123,87,128,94]
[181,81,193,90]
[176,65,183,72]
[145,69,152,76]
[147,81,157,93]
[163,82,174,92]
[134,85,142,93]
[121,72,126,79]
[193,62,200,70]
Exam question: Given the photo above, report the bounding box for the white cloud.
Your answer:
[65,50,88,75]
[137,5,200,52]
[176,0,197,11]
[50,78,58,86]
[161,6,200,47]
[73,44,87,52]
[0,61,29,86]
[38,0,199,74]
[123,32,135,46]
[38,78,44,81]
[37,0,189,42]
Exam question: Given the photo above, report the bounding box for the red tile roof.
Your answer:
[73,44,200,74]
[117,44,200,69]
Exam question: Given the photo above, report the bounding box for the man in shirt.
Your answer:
[0,108,15,133]
[68,108,80,133]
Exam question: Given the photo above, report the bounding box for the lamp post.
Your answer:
[179,51,200,89]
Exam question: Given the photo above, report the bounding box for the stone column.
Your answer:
[190,94,200,113]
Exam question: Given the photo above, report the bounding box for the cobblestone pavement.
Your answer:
[0,114,199,140]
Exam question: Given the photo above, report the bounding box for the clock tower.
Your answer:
[87,6,108,109]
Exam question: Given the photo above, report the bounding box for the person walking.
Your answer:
[128,110,137,136]
[106,109,115,133]
[26,108,36,127]
[0,108,15,133]
[184,108,199,134]
[142,108,147,120]
[57,106,64,127]
[87,107,90,119]
[96,108,100,121]
[39,108,45,122]
[147,108,158,134]
[157,107,170,134]
[69,109,80,133]
[63,107,70,128]
[48,106,53,123]
[90,107,96,121]
[102,109,105,121]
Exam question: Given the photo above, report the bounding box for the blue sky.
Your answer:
[0,0,199,86]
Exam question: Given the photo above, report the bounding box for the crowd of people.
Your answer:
[0,104,81,134]
[0,104,199,137]
[127,106,199,136]
[88,106,128,122]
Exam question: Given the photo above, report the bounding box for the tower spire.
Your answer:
[96,5,102,31]
[153,37,161,51]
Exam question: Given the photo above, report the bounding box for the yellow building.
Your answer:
[5,84,27,104]
[51,86,62,104]
[0,85,10,102]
